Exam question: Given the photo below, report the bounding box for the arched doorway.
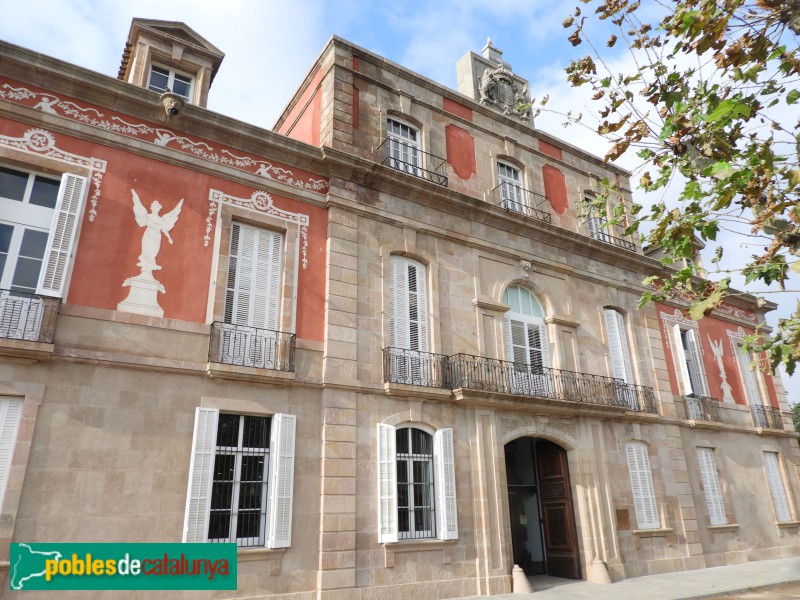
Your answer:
[504,437,580,579]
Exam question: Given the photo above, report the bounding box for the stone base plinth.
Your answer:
[117,274,166,317]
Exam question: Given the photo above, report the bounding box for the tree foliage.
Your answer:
[550,0,800,374]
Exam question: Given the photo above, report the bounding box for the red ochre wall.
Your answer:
[276,68,323,146]
[445,125,476,180]
[0,119,327,342]
[542,165,568,214]
[655,303,779,408]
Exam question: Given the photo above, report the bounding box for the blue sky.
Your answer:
[1,0,797,403]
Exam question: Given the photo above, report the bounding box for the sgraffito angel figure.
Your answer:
[131,189,183,277]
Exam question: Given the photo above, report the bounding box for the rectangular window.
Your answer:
[736,345,763,405]
[764,451,793,523]
[0,398,23,507]
[498,162,524,212]
[671,324,708,397]
[604,308,634,383]
[697,447,727,526]
[148,64,194,101]
[376,423,458,543]
[626,442,660,529]
[183,409,295,548]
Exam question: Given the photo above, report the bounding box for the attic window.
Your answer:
[148,64,193,102]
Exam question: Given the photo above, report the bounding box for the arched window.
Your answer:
[503,286,548,370]
[376,424,458,542]
[386,118,421,176]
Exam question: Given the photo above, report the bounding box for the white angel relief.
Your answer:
[131,190,183,276]
[118,189,184,318]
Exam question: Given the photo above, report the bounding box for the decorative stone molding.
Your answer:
[477,63,531,122]
[0,128,106,221]
[499,413,578,448]
[207,189,310,269]
[660,309,704,357]
[0,81,328,194]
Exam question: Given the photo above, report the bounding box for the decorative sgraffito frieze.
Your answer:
[716,302,758,324]
[660,309,705,356]
[208,189,310,270]
[0,82,329,194]
[0,128,107,221]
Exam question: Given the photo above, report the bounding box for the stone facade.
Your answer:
[0,21,798,600]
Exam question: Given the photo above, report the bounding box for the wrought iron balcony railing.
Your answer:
[209,322,295,372]
[751,404,784,430]
[376,138,448,187]
[684,395,722,422]
[587,217,637,252]
[0,289,60,343]
[492,184,552,224]
[448,353,657,413]
[383,347,449,389]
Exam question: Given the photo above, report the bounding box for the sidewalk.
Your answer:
[483,557,800,600]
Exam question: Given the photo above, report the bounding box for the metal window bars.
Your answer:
[0,289,59,343]
[209,322,296,372]
[751,404,785,429]
[376,138,448,187]
[684,395,723,422]
[492,184,552,224]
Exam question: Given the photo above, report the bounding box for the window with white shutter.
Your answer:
[697,447,727,526]
[0,398,23,509]
[183,408,296,548]
[604,308,634,383]
[503,286,549,395]
[625,442,660,529]
[389,257,430,385]
[736,345,763,405]
[671,324,708,396]
[764,451,793,523]
[376,423,458,543]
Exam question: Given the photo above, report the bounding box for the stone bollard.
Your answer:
[589,558,612,584]
[512,564,533,593]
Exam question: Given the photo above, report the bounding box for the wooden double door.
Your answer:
[505,438,580,579]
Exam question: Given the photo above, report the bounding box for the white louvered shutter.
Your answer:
[390,258,428,352]
[626,442,660,529]
[605,309,633,383]
[377,423,398,543]
[226,223,283,329]
[736,346,762,405]
[434,428,458,540]
[0,399,23,509]
[183,407,219,542]
[697,448,727,526]
[764,452,793,523]
[267,413,296,548]
[684,328,708,396]
[36,173,87,297]
[671,324,694,395]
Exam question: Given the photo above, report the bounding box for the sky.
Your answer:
[1,0,796,403]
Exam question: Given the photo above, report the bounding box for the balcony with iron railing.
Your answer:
[492,184,552,224]
[684,395,723,422]
[382,347,450,389]
[0,289,60,344]
[587,217,637,252]
[209,322,296,375]
[376,138,448,187]
[751,404,785,430]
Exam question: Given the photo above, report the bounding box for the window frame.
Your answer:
[670,323,709,397]
[395,427,436,540]
[376,423,458,543]
[625,441,661,530]
[763,451,794,523]
[696,447,727,526]
[734,343,764,406]
[389,255,429,355]
[604,308,634,384]
[386,117,422,176]
[147,63,195,102]
[497,161,525,213]
[183,408,296,549]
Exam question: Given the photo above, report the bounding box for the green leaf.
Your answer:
[788,89,800,105]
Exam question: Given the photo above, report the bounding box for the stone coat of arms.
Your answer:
[478,63,531,122]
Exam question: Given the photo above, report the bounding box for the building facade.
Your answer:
[0,19,798,600]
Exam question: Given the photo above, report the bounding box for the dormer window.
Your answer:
[148,64,194,102]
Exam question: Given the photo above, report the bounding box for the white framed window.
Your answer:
[0,398,23,508]
[671,324,709,397]
[735,344,763,406]
[604,308,634,383]
[498,162,524,213]
[376,423,457,543]
[587,211,606,240]
[389,256,430,384]
[148,64,194,102]
[503,286,550,395]
[697,447,727,526]
[763,451,793,523]
[625,441,660,530]
[183,408,296,548]
[216,223,284,368]
[386,118,421,175]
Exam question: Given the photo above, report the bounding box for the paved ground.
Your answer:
[477,556,800,600]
